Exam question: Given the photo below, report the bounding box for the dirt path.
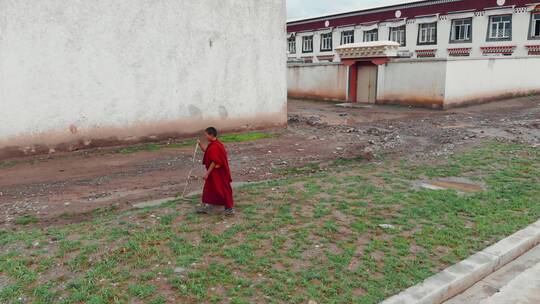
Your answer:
[1,97,539,225]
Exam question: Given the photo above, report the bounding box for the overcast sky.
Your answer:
[287,0,421,21]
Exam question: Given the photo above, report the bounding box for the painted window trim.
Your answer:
[320,33,333,52]
[288,37,296,54]
[449,17,473,44]
[417,22,438,45]
[528,12,540,40]
[340,30,355,45]
[363,29,379,42]
[388,25,406,47]
[486,14,512,42]
[302,36,314,53]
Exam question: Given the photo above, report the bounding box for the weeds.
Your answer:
[14,215,38,226]
[118,132,275,155]
[0,142,538,303]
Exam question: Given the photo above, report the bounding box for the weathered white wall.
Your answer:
[0,0,287,153]
[444,57,540,106]
[287,63,348,101]
[377,56,540,108]
[377,59,447,108]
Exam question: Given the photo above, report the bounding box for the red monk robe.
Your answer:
[202,139,234,209]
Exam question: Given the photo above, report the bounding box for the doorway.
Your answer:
[356,64,378,103]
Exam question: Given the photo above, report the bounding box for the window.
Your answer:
[302,36,313,53]
[389,26,406,46]
[341,30,355,45]
[450,18,472,43]
[529,13,540,39]
[487,15,512,41]
[418,22,437,45]
[288,36,296,54]
[363,29,378,42]
[320,33,333,51]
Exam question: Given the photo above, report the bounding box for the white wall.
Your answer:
[444,57,540,106]
[287,63,348,101]
[377,56,540,108]
[377,59,447,108]
[286,56,540,108]
[0,0,287,152]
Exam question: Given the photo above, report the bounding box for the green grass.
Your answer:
[118,143,162,154]
[1,142,539,303]
[0,161,16,170]
[14,215,39,226]
[118,131,275,154]
[220,132,275,143]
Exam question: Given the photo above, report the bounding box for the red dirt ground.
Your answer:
[1,97,539,225]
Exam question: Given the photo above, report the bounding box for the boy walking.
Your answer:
[197,127,235,216]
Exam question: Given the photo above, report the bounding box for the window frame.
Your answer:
[320,32,333,52]
[449,17,473,44]
[417,22,437,45]
[302,35,314,53]
[340,30,355,45]
[528,12,540,40]
[288,36,296,54]
[388,25,406,47]
[486,14,512,42]
[363,29,379,42]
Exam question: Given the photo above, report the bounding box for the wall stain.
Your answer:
[69,124,79,134]
[188,105,203,119]
[0,111,287,161]
[218,106,229,119]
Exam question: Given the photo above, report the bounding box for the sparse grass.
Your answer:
[220,131,275,143]
[118,131,275,154]
[1,142,539,303]
[14,215,39,226]
[118,143,161,154]
[0,161,16,170]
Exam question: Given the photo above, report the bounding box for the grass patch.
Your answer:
[118,143,161,154]
[0,161,16,170]
[14,215,39,226]
[118,132,275,154]
[220,131,275,143]
[1,142,539,303]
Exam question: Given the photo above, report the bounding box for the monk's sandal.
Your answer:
[196,204,211,214]
[224,208,235,216]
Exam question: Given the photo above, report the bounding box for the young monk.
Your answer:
[196,127,235,216]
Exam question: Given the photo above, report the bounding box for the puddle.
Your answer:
[417,177,486,193]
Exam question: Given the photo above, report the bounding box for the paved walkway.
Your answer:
[446,245,540,304]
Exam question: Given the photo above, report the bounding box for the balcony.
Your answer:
[335,41,400,60]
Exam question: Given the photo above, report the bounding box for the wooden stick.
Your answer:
[180,142,199,199]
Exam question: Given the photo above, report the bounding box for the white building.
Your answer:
[287,0,540,108]
[0,0,287,159]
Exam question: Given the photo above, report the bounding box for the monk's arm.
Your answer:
[204,162,217,180]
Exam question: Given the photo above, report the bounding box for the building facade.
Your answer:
[287,0,540,62]
[0,0,287,159]
[286,0,540,109]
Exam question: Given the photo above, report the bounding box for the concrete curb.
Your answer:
[381,219,540,304]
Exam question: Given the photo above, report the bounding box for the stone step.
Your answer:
[480,260,540,304]
[446,245,540,304]
[383,220,540,304]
